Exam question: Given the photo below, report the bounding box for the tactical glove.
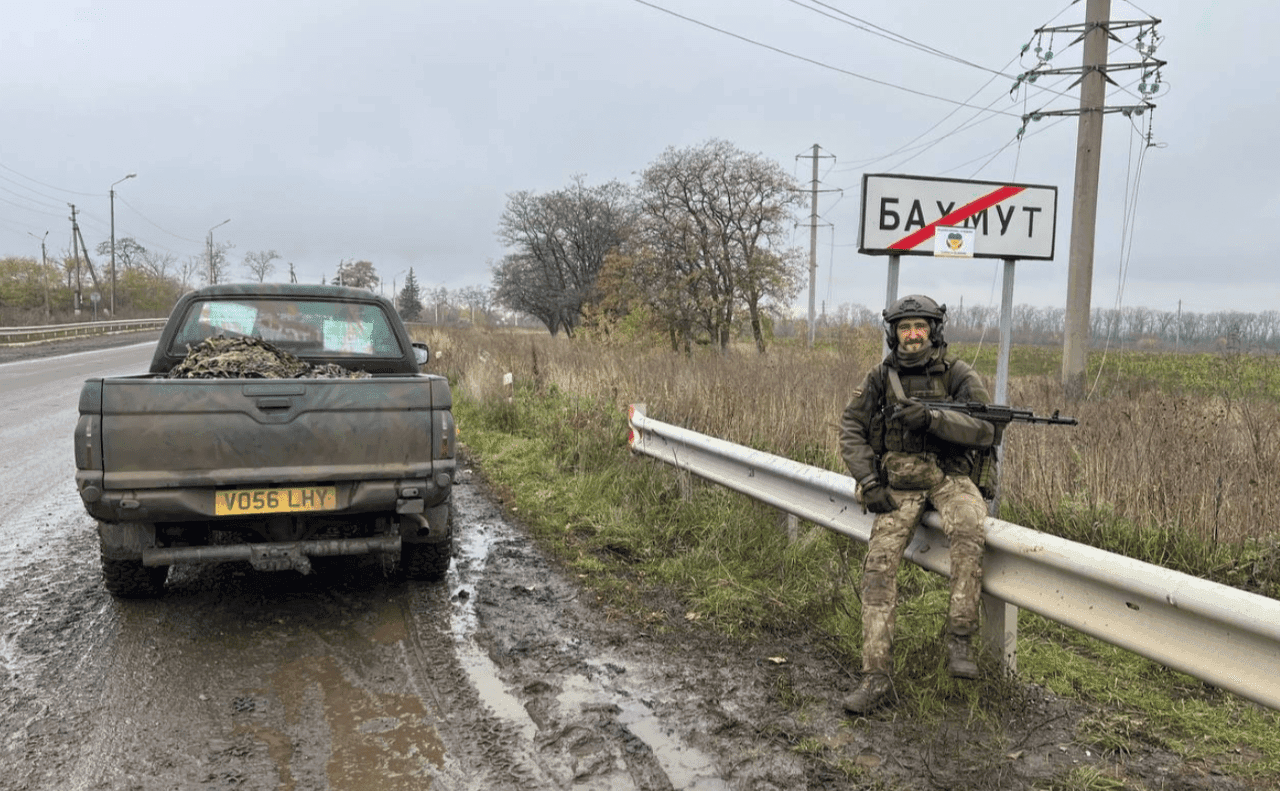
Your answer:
[861,483,898,514]
[897,402,933,431]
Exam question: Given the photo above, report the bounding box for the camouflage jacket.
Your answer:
[839,349,995,488]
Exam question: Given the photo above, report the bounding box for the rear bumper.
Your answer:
[142,536,401,571]
[77,464,453,523]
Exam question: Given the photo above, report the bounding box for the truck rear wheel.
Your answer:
[401,499,453,581]
[98,521,168,598]
[101,556,168,598]
[402,535,451,581]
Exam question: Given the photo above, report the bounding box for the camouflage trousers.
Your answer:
[860,472,988,675]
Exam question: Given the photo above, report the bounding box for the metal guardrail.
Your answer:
[0,318,166,345]
[627,403,1280,711]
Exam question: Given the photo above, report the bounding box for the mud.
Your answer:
[0,331,1261,790]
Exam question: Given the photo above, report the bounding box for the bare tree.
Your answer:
[94,237,147,272]
[492,252,568,334]
[205,240,235,285]
[493,175,636,337]
[138,248,177,280]
[457,284,493,325]
[629,139,805,352]
[179,254,203,293]
[335,259,379,290]
[243,249,281,282]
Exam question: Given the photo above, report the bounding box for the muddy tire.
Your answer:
[101,556,168,598]
[402,531,452,581]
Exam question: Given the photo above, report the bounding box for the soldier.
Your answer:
[839,294,996,714]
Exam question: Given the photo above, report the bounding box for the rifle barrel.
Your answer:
[920,401,1078,426]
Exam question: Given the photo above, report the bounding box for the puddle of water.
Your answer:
[558,665,732,791]
[258,653,446,791]
[447,520,539,742]
[369,599,408,646]
[446,483,733,790]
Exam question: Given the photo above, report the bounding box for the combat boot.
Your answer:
[947,634,979,679]
[843,673,894,714]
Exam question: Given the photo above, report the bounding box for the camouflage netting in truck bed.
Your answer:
[166,336,372,379]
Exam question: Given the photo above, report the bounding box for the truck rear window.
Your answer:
[169,298,403,358]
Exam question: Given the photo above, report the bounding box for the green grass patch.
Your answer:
[1021,613,1280,778]
[950,341,1280,400]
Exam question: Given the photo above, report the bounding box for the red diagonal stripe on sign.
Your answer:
[888,185,1026,251]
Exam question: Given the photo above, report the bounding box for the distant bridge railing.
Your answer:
[626,403,1280,711]
[0,318,166,345]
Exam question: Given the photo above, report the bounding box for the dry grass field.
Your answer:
[415,325,1280,784]
[423,325,1279,574]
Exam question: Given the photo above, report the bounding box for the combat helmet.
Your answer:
[883,294,947,350]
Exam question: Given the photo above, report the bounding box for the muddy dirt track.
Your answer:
[0,331,1256,790]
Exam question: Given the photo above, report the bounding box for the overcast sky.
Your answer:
[1,1,1268,318]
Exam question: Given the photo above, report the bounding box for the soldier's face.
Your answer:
[896,318,930,353]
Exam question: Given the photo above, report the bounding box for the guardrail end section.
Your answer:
[627,403,646,447]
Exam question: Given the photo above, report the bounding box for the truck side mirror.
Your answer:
[412,342,430,367]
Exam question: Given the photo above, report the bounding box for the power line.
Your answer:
[0,161,99,197]
[114,195,203,244]
[629,0,1021,116]
[785,0,1004,75]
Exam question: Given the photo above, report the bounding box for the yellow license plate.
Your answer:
[215,486,338,516]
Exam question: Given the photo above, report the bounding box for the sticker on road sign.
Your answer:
[934,226,974,258]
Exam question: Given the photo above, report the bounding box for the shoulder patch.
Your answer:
[851,386,864,399]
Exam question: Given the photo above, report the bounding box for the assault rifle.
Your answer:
[896,400,1078,443]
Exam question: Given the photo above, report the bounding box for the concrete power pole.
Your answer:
[1061,0,1111,400]
[798,145,837,347]
[807,143,819,347]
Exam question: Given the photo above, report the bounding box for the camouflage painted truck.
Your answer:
[74,283,456,597]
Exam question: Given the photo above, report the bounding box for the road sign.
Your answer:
[859,174,1057,260]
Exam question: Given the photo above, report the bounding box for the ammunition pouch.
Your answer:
[968,448,999,500]
[882,451,945,490]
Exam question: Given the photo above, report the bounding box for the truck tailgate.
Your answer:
[91,376,449,489]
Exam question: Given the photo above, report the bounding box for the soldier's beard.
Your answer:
[895,343,934,368]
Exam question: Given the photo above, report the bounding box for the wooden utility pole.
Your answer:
[1061,0,1111,400]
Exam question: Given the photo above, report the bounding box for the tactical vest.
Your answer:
[866,360,998,498]
[867,362,952,455]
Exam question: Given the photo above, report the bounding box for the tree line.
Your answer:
[0,239,504,329]
[491,139,808,352]
[814,301,1280,352]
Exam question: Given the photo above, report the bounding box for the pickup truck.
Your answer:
[74,283,456,597]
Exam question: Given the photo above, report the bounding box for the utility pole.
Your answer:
[109,173,136,316]
[28,231,51,319]
[807,144,819,346]
[68,204,83,313]
[1012,4,1163,399]
[207,218,230,285]
[68,203,103,302]
[1062,0,1111,400]
[796,144,838,347]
